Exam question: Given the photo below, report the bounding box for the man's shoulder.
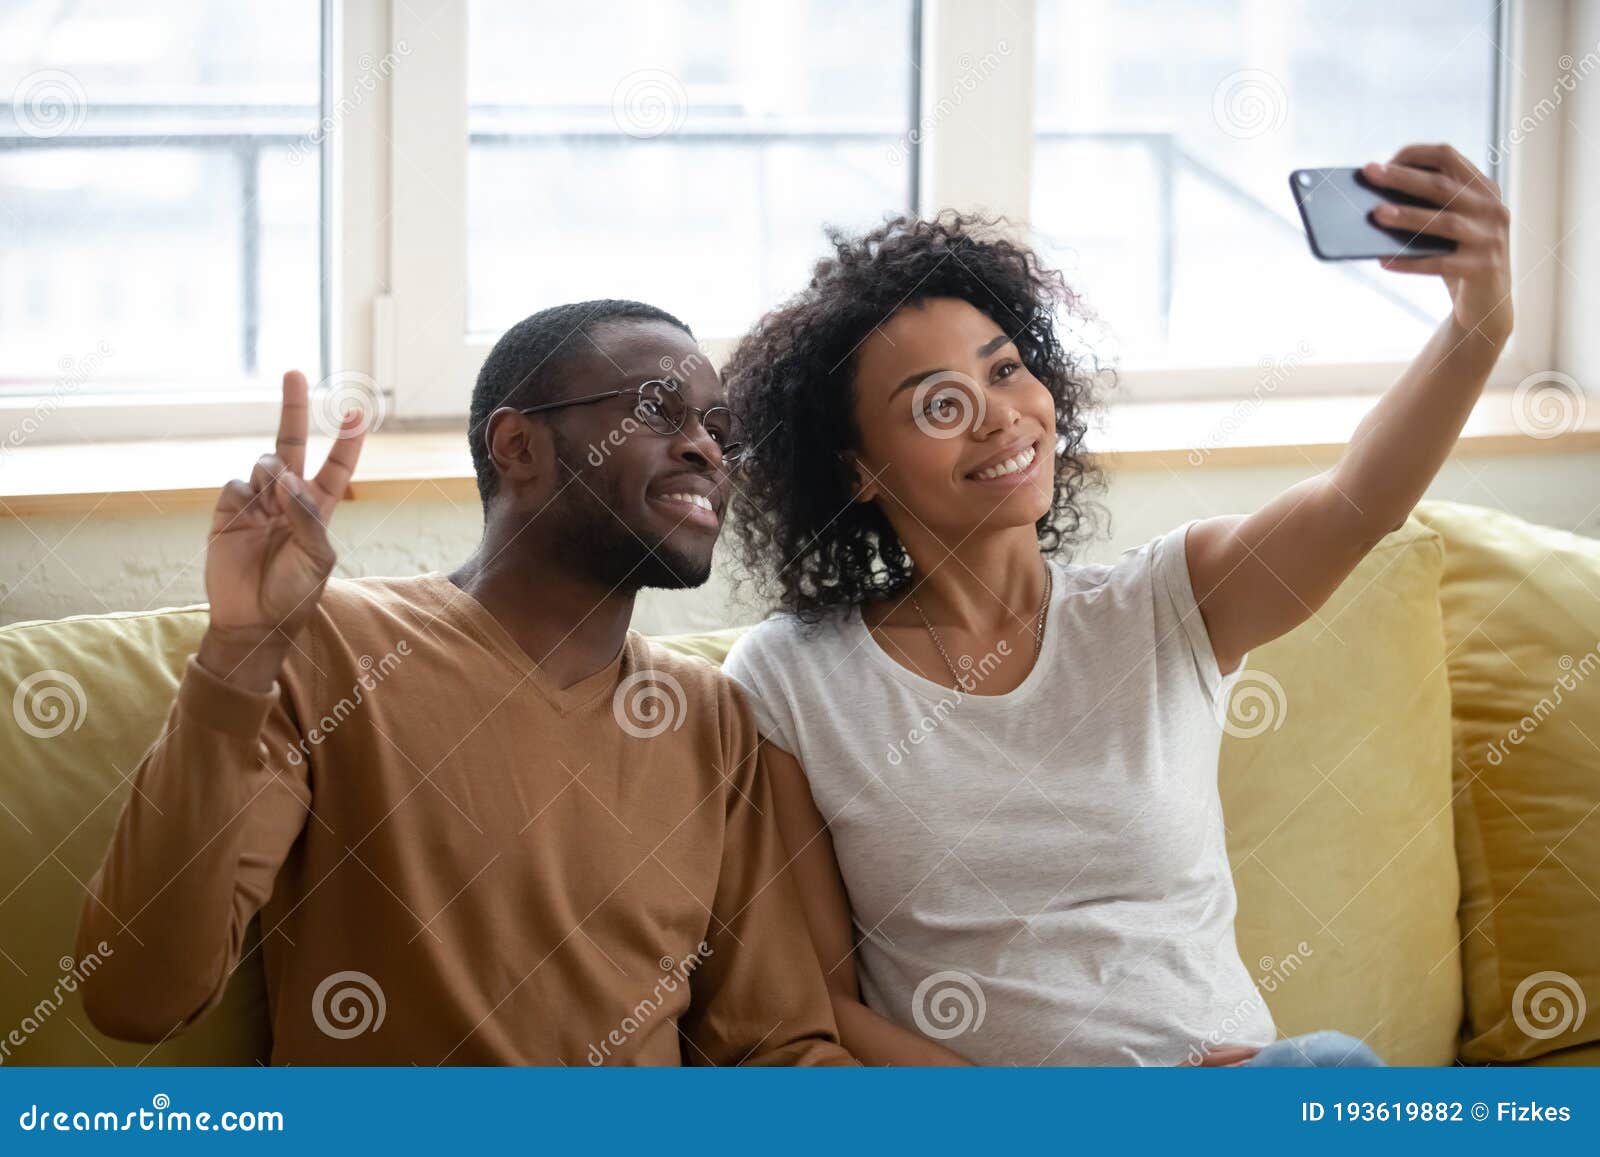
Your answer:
[613,635,761,775]
[307,573,453,636]
[626,631,739,703]
[318,572,446,612]
[282,574,451,679]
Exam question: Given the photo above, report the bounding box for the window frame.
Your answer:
[0,0,362,444]
[959,0,1554,402]
[0,0,1559,445]
[387,0,928,418]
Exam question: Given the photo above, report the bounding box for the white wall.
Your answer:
[5,447,1597,635]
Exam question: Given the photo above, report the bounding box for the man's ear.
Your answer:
[485,406,553,496]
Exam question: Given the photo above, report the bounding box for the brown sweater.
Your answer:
[77,573,853,1066]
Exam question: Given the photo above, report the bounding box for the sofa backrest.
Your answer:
[0,509,1502,1065]
[0,606,271,1064]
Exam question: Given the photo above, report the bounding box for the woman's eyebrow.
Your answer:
[887,336,1017,402]
[889,369,943,400]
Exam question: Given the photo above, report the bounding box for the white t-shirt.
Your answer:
[722,519,1276,1066]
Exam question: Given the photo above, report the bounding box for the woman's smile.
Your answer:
[965,436,1044,485]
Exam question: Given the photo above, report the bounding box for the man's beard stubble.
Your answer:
[547,427,714,593]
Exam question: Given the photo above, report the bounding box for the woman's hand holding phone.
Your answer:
[1363,143,1513,347]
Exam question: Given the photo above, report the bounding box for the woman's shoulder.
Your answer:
[1050,522,1190,594]
[724,608,857,676]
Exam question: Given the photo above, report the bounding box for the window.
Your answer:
[389,0,918,417]
[1031,0,1501,375]
[466,0,917,338]
[0,1,1559,444]
[0,0,322,395]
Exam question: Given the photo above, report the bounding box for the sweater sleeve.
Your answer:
[678,714,857,1067]
[75,653,313,1042]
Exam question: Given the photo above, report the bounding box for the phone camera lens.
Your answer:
[1296,172,1313,187]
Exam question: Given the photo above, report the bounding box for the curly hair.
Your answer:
[723,212,1112,621]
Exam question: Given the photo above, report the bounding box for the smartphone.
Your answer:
[1289,167,1457,261]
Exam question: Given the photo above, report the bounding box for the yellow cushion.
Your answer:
[1217,516,1462,1065]
[649,626,747,666]
[0,606,270,1065]
[1524,1041,1600,1066]
[1410,500,1600,1063]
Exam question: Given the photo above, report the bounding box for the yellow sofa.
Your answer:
[1,500,1596,1066]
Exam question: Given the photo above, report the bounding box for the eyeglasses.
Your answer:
[516,378,745,465]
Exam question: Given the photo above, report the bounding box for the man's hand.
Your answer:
[1364,143,1514,347]
[198,370,366,692]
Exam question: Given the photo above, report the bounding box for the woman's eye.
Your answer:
[993,360,1020,382]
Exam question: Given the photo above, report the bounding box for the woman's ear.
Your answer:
[841,450,880,504]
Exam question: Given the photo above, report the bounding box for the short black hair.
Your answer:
[468,298,693,507]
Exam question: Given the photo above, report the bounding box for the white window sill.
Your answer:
[1,391,1596,520]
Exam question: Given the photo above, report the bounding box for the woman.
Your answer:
[720,144,1512,1066]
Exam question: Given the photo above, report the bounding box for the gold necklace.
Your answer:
[907,562,1053,692]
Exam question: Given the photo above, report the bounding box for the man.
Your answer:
[76,300,855,1066]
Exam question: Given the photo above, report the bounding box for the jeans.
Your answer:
[1241,1030,1385,1067]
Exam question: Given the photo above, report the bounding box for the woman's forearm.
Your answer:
[1330,315,1508,539]
[1183,147,1516,669]
[831,993,974,1065]
[1327,147,1514,541]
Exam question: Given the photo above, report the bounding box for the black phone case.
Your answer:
[1289,167,1458,261]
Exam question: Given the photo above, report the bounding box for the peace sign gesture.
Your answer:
[199,371,366,688]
